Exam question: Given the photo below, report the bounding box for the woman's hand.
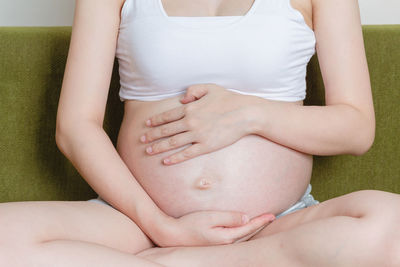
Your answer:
[153,210,276,247]
[140,83,258,165]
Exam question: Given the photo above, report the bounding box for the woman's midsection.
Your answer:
[116,93,313,219]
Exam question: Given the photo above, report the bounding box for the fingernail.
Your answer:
[163,158,171,164]
[140,135,146,143]
[146,119,151,126]
[146,147,153,153]
[242,215,249,224]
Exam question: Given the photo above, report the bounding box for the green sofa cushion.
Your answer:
[0,25,399,203]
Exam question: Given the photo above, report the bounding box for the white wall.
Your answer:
[359,0,400,24]
[0,0,75,26]
[0,0,399,26]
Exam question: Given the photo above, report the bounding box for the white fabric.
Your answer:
[116,0,316,102]
[275,183,319,219]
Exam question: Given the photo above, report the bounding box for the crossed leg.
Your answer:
[2,190,399,266]
[0,201,162,266]
[136,190,400,267]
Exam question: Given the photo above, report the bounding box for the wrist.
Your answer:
[241,95,267,136]
[123,201,171,244]
[144,212,177,247]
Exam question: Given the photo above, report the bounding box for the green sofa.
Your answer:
[0,25,399,203]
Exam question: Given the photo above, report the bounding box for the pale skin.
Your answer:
[1,0,399,267]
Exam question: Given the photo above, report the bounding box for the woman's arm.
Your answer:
[56,122,167,237]
[55,0,168,241]
[245,97,374,156]
[246,0,375,156]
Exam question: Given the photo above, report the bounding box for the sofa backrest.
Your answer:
[0,25,399,202]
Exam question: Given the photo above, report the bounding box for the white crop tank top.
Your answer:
[116,0,316,102]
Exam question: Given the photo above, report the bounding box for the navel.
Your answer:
[194,178,213,190]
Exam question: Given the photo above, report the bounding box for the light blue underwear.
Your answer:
[275,183,319,219]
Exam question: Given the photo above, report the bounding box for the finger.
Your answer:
[145,132,194,155]
[221,214,276,241]
[180,84,210,104]
[146,106,185,127]
[141,120,188,144]
[207,211,249,228]
[163,143,203,165]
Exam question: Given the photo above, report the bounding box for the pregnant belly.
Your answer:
[116,94,313,219]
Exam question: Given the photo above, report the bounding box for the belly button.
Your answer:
[195,178,212,190]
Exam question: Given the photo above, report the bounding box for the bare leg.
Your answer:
[0,201,157,266]
[2,239,164,267]
[136,190,400,267]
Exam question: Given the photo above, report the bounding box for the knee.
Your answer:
[352,190,400,217]
[354,190,399,204]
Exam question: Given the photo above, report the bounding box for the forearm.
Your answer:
[244,96,375,156]
[55,121,169,240]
